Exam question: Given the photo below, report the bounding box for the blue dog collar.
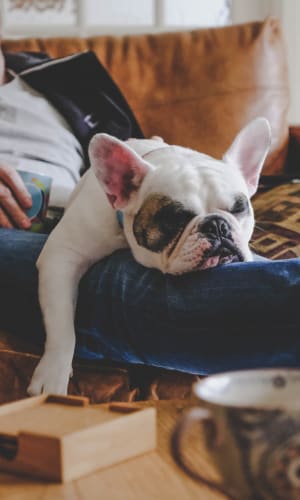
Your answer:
[116,210,124,228]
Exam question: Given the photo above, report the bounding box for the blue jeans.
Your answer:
[1,228,300,375]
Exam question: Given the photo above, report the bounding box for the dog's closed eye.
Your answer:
[133,194,195,252]
[230,194,249,216]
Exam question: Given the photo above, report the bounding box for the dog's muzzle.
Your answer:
[162,214,244,274]
[200,215,244,263]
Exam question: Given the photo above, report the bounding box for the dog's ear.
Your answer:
[88,133,150,209]
[223,118,272,197]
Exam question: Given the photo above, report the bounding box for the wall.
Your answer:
[231,0,280,23]
[0,0,231,37]
[232,0,299,124]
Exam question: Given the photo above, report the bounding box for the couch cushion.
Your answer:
[252,182,300,259]
[3,18,289,175]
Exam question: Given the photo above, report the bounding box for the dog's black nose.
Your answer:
[200,216,232,240]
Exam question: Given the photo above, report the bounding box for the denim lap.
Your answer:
[1,228,300,374]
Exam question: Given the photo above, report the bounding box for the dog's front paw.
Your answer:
[27,354,72,396]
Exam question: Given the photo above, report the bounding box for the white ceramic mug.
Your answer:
[171,369,300,500]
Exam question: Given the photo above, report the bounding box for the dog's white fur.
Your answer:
[28,117,271,395]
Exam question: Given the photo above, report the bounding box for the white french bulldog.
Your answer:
[27,117,271,396]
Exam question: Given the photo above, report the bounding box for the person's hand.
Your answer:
[0,164,32,229]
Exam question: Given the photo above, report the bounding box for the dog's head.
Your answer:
[88,118,271,274]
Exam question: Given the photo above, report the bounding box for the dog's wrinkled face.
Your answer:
[89,118,271,274]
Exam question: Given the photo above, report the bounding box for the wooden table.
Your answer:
[0,400,224,500]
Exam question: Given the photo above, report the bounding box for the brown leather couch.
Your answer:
[0,17,299,404]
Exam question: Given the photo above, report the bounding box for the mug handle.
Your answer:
[171,407,236,500]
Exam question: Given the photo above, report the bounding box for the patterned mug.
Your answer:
[18,170,52,232]
[171,369,300,500]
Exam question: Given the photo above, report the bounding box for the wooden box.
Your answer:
[0,395,156,482]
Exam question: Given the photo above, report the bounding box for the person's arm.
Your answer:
[0,164,32,229]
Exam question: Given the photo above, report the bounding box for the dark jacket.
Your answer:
[4,50,144,170]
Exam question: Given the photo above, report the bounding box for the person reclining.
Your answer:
[0,44,299,380]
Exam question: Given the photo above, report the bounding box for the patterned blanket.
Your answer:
[252,182,300,259]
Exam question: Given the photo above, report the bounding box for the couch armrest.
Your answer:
[286,126,300,175]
